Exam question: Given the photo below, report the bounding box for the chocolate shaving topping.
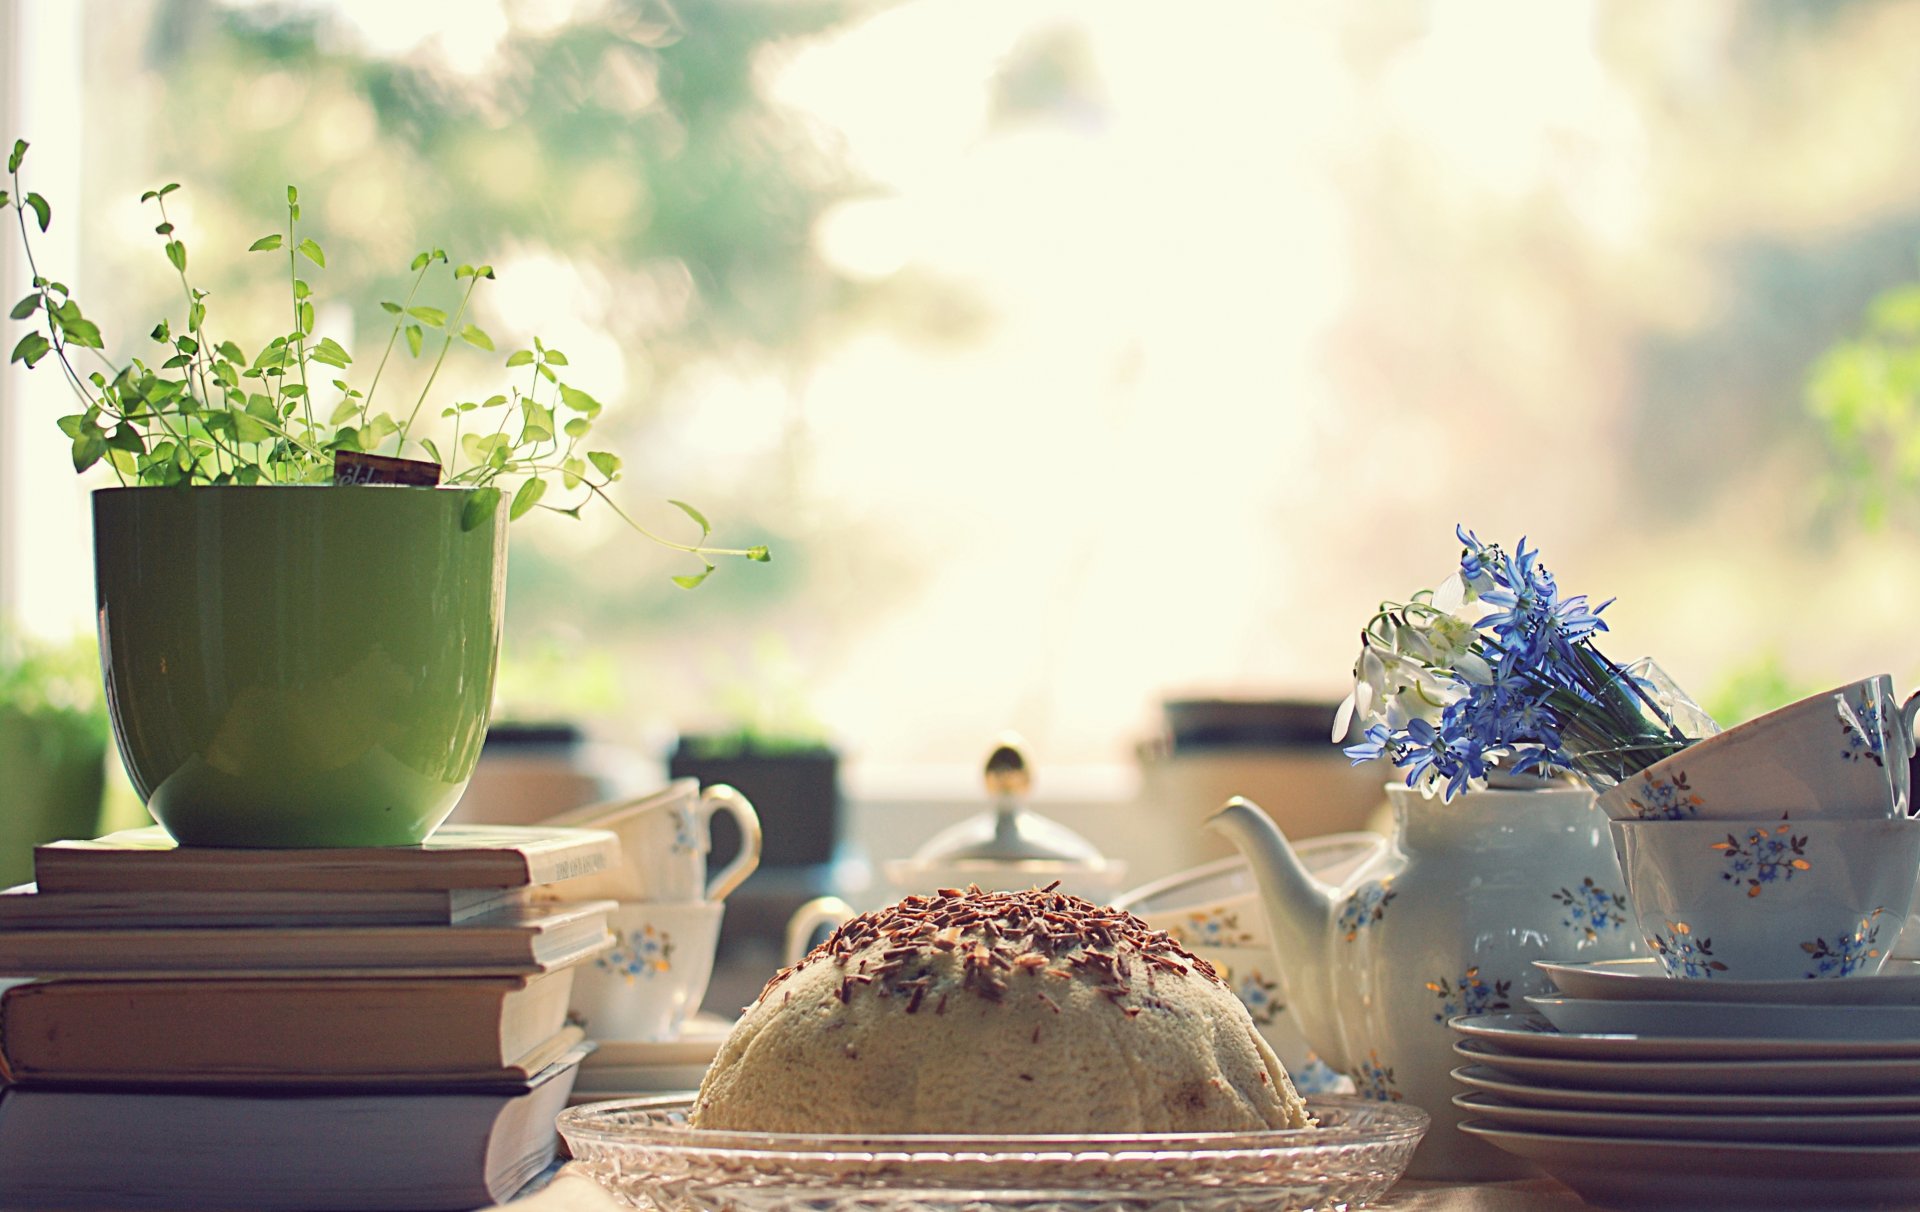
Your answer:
[754,884,1221,1014]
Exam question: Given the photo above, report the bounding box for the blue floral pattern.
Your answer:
[1648,919,1728,978]
[1803,908,1887,978]
[1293,1053,1346,1095]
[1840,690,1889,767]
[1337,879,1397,942]
[1235,969,1284,1026]
[1627,770,1704,820]
[1348,1049,1403,1102]
[1711,824,1810,898]
[1171,908,1257,948]
[1426,966,1511,1024]
[594,923,674,981]
[1551,877,1628,944]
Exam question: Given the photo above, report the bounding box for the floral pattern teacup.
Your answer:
[1610,817,1920,979]
[1597,676,1920,822]
[568,900,724,1040]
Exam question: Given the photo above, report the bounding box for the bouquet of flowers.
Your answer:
[1334,527,1716,798]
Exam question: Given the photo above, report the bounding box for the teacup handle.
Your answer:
[700,784,762,902]
[1901,692,1920,760]
[785,896,857,966]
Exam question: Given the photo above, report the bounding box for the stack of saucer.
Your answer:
[1448,958,1920,1209]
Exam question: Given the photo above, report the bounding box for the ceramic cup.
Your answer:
[568,900,724,1041]
[1596,677,1920,822]
[1113,833,1387,1094]
[1611,817,1920,979]
[548,779,762,902]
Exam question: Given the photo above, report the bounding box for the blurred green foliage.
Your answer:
[1807,268,1920,527]
[0,631,108,881]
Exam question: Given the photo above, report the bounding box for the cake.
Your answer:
[693,884,1313,1134]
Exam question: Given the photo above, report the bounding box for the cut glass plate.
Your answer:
[557,1095,1427,1212]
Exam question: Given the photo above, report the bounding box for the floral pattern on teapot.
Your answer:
[1235,970,1283,1026]
[1550,877,1628,945]
[1803,908,1887,978]
[1426,966,1512,1025]
[1349,1049,1403,1103]
[1337,879,1396,942]
[1712,823,1810,898]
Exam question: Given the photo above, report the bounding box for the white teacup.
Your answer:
[548,780,762,902]
[1611,817,1920,979]
[1597,677,1920,822]
[569,900,724,1041]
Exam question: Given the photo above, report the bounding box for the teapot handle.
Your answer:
[785,896,857,966]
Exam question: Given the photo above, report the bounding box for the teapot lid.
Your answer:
[888,735,1119,882]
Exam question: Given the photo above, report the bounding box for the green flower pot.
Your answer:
[93,486,506,847]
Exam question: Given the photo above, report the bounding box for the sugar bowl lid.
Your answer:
[883,735,1125,895]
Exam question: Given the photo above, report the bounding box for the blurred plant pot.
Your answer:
[668,736,840,869]
[93,485,506,847]
[0,706,106,884]
[451,722,630,826]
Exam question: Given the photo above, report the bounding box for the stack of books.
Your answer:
[0,824,619,1211]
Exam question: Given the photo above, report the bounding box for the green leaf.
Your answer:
[458,323,494,351]
[7,140,25,173]
[153,222,174,236]
[10,331,50,368]
[55,413,88,438]
[544,349,569,366]
[297,300,315,335]
[407,306,447,327]
[292,278,311,301]
[505,349,535,368]
[667,499,711,538]
[310,336,352,369]
[588,450,622,480]
[248,234,283,252]
[359,413,399,450]
[747,546,771,562]
[61,315,103,349]
[287,185,299,205]
[521,400,554,442]
[24,192,49,233]
[159,183,180,197]
[9,294,38,320]
[231,409,272,443]
[297,238,325,268]
[218,341,244,363]
[410,251,431,272]
[164,240,186,272]
[107,448,139,477]
[70,431,106,472]
[561,456,584,489]
[462,487,501,531]
[672,563,715,590]
[563,417,591,439]
[282,383,308,399]
[422,438,443,465]
[330,397,361,425]
[405,324,423,358]
[380,300,403,315]
[557,383,601,416]
[106,424,145,453]
[509,476,548,520]
[482,394,508,409]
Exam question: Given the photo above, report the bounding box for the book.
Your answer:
[0,900,613,978]
[0,1051,585,1210]
[34,824,619,895]
[0,882,527,929]
[0,967,580,1085]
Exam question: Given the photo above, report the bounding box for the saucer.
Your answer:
[1454,1038,1920,1096]
[1524,994,1920,1041]
[1452,1064,1920,1116]
[1536,957,1920,1005]
[1455,1091,1920,1145]
[1450,1011,1920,1061]
[573,1013,732,1099]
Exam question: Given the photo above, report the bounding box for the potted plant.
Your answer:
[0,632,108,882]
[4,141,767,847]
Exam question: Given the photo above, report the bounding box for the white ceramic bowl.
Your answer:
[568,900,723,1041]
[1611,817,1920,980]
[1596,677,1919,822]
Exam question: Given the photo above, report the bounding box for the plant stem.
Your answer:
[398,275,480,454]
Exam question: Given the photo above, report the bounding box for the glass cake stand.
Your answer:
[557,1095,1428,1212]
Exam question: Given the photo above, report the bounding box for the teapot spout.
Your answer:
[1205,796,1347,1070]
